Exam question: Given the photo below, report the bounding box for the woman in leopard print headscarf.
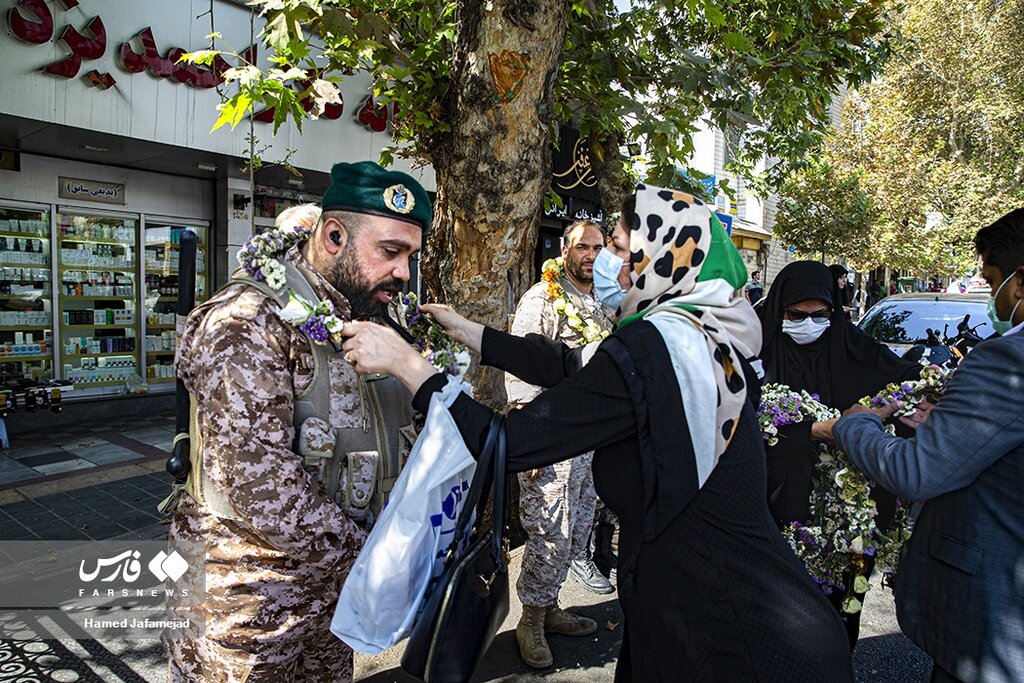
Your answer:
[342,184,854,681]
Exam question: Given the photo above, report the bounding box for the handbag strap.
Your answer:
[489,418,508,567]
[447,413,504,554]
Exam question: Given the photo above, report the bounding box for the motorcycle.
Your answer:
[903,314,987,368]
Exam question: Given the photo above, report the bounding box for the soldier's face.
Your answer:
[330,216,422,318]
[562,224,604,284]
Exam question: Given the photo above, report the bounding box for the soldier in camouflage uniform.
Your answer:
[507,220,614,669]
[165,162,431,682]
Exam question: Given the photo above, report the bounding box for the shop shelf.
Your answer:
[57,236,134,247]
[69,380,131,387]
[145,239,204,247]
[0,325,50,331]
[0,293,49,299]
[146,323,176,329]
[0,354,52,362]
[0,231,48,240]
[62,295,135,301]
[147,377,175,383]
[0,260,49,268]
[59,266,135,274]
[145,268,179,274]
[62,324,134,330]
[146,350,176,355]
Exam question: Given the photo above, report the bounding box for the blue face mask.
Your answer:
[987,271,1023,335]
[593,248,627,310]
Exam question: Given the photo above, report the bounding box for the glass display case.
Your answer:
[0,205,54,386]
[143,222,208,384]
[56,211,138,389]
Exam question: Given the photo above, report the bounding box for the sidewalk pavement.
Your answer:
[0,424,932,682]
[0,413,174,486]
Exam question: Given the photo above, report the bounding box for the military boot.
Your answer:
[569,554,614,594]
[545,604,598,637]
[516,605,553,668]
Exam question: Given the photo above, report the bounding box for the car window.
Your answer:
[859,300,993,343]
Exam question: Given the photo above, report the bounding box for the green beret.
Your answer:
[320,161,432,232]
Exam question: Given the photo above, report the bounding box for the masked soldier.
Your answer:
[507,220,615,668]
[163,162,431,682]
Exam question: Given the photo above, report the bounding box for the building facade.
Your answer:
[0,0,434,407]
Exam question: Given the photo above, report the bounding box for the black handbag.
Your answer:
[401,413,510,683]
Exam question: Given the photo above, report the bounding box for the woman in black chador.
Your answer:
[342,185,853,681]
[758,260,923,648]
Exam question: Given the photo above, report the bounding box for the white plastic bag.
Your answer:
[331,376,476,653]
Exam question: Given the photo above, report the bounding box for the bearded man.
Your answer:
[165,161,430,682]
[506,220,615,668]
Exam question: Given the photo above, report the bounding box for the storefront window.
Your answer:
[143,222,208,384]
[0,206,53,387]
[56,211,138,389]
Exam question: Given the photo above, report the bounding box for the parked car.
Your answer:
[858,293,994,356]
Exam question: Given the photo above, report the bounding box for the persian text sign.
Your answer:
[58,176,125,204]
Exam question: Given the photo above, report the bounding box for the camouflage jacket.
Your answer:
[171,247,366,651]
[505,275,613,405]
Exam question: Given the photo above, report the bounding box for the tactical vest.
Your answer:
[160,258,416,527]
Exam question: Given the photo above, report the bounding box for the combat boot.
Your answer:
[569,554,615,594]
[516,605,553,668]
[545,604,598,636]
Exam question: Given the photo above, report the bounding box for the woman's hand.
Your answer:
[340,321,438,393]
[421,303,485,353]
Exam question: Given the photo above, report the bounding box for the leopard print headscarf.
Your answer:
[617,183,762,465]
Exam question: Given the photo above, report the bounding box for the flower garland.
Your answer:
[398,293,471,377]
[238,224,349,346]
[757,373,950,612]
[541,257,610,344]
[859,365,947,417]
[237,225,467,376]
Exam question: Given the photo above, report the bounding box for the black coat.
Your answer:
[414,321,853,681]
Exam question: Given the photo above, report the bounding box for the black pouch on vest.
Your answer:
[401,413,509,683]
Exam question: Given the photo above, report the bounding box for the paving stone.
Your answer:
[83,521,131,540]
[0,499,43,516]
[19,451,78,468]
[30,492,77,509]
[79,447,142,467]
[0,463,41,485]
[32,459,96,476]
[34,522,89,541]
[5,445,68,460]
[115,511,161,531]
[0,525,38,540]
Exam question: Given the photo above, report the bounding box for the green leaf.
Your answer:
[179,49,220,66]
[722,32,751,52]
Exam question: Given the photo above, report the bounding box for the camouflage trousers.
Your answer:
[516,452,597,607]
[167,615,352,683]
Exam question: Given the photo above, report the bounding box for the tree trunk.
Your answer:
[423,0,567,408]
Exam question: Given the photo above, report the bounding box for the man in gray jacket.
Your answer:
[834,208,1024,683]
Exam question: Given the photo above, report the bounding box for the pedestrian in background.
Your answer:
[744,269,765,305]
[506,219,614,669]
[757,260,924,649]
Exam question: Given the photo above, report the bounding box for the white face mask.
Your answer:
[782,318,831,345]
[592,248,628,310]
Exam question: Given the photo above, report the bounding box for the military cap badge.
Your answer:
[383,184,414,215]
